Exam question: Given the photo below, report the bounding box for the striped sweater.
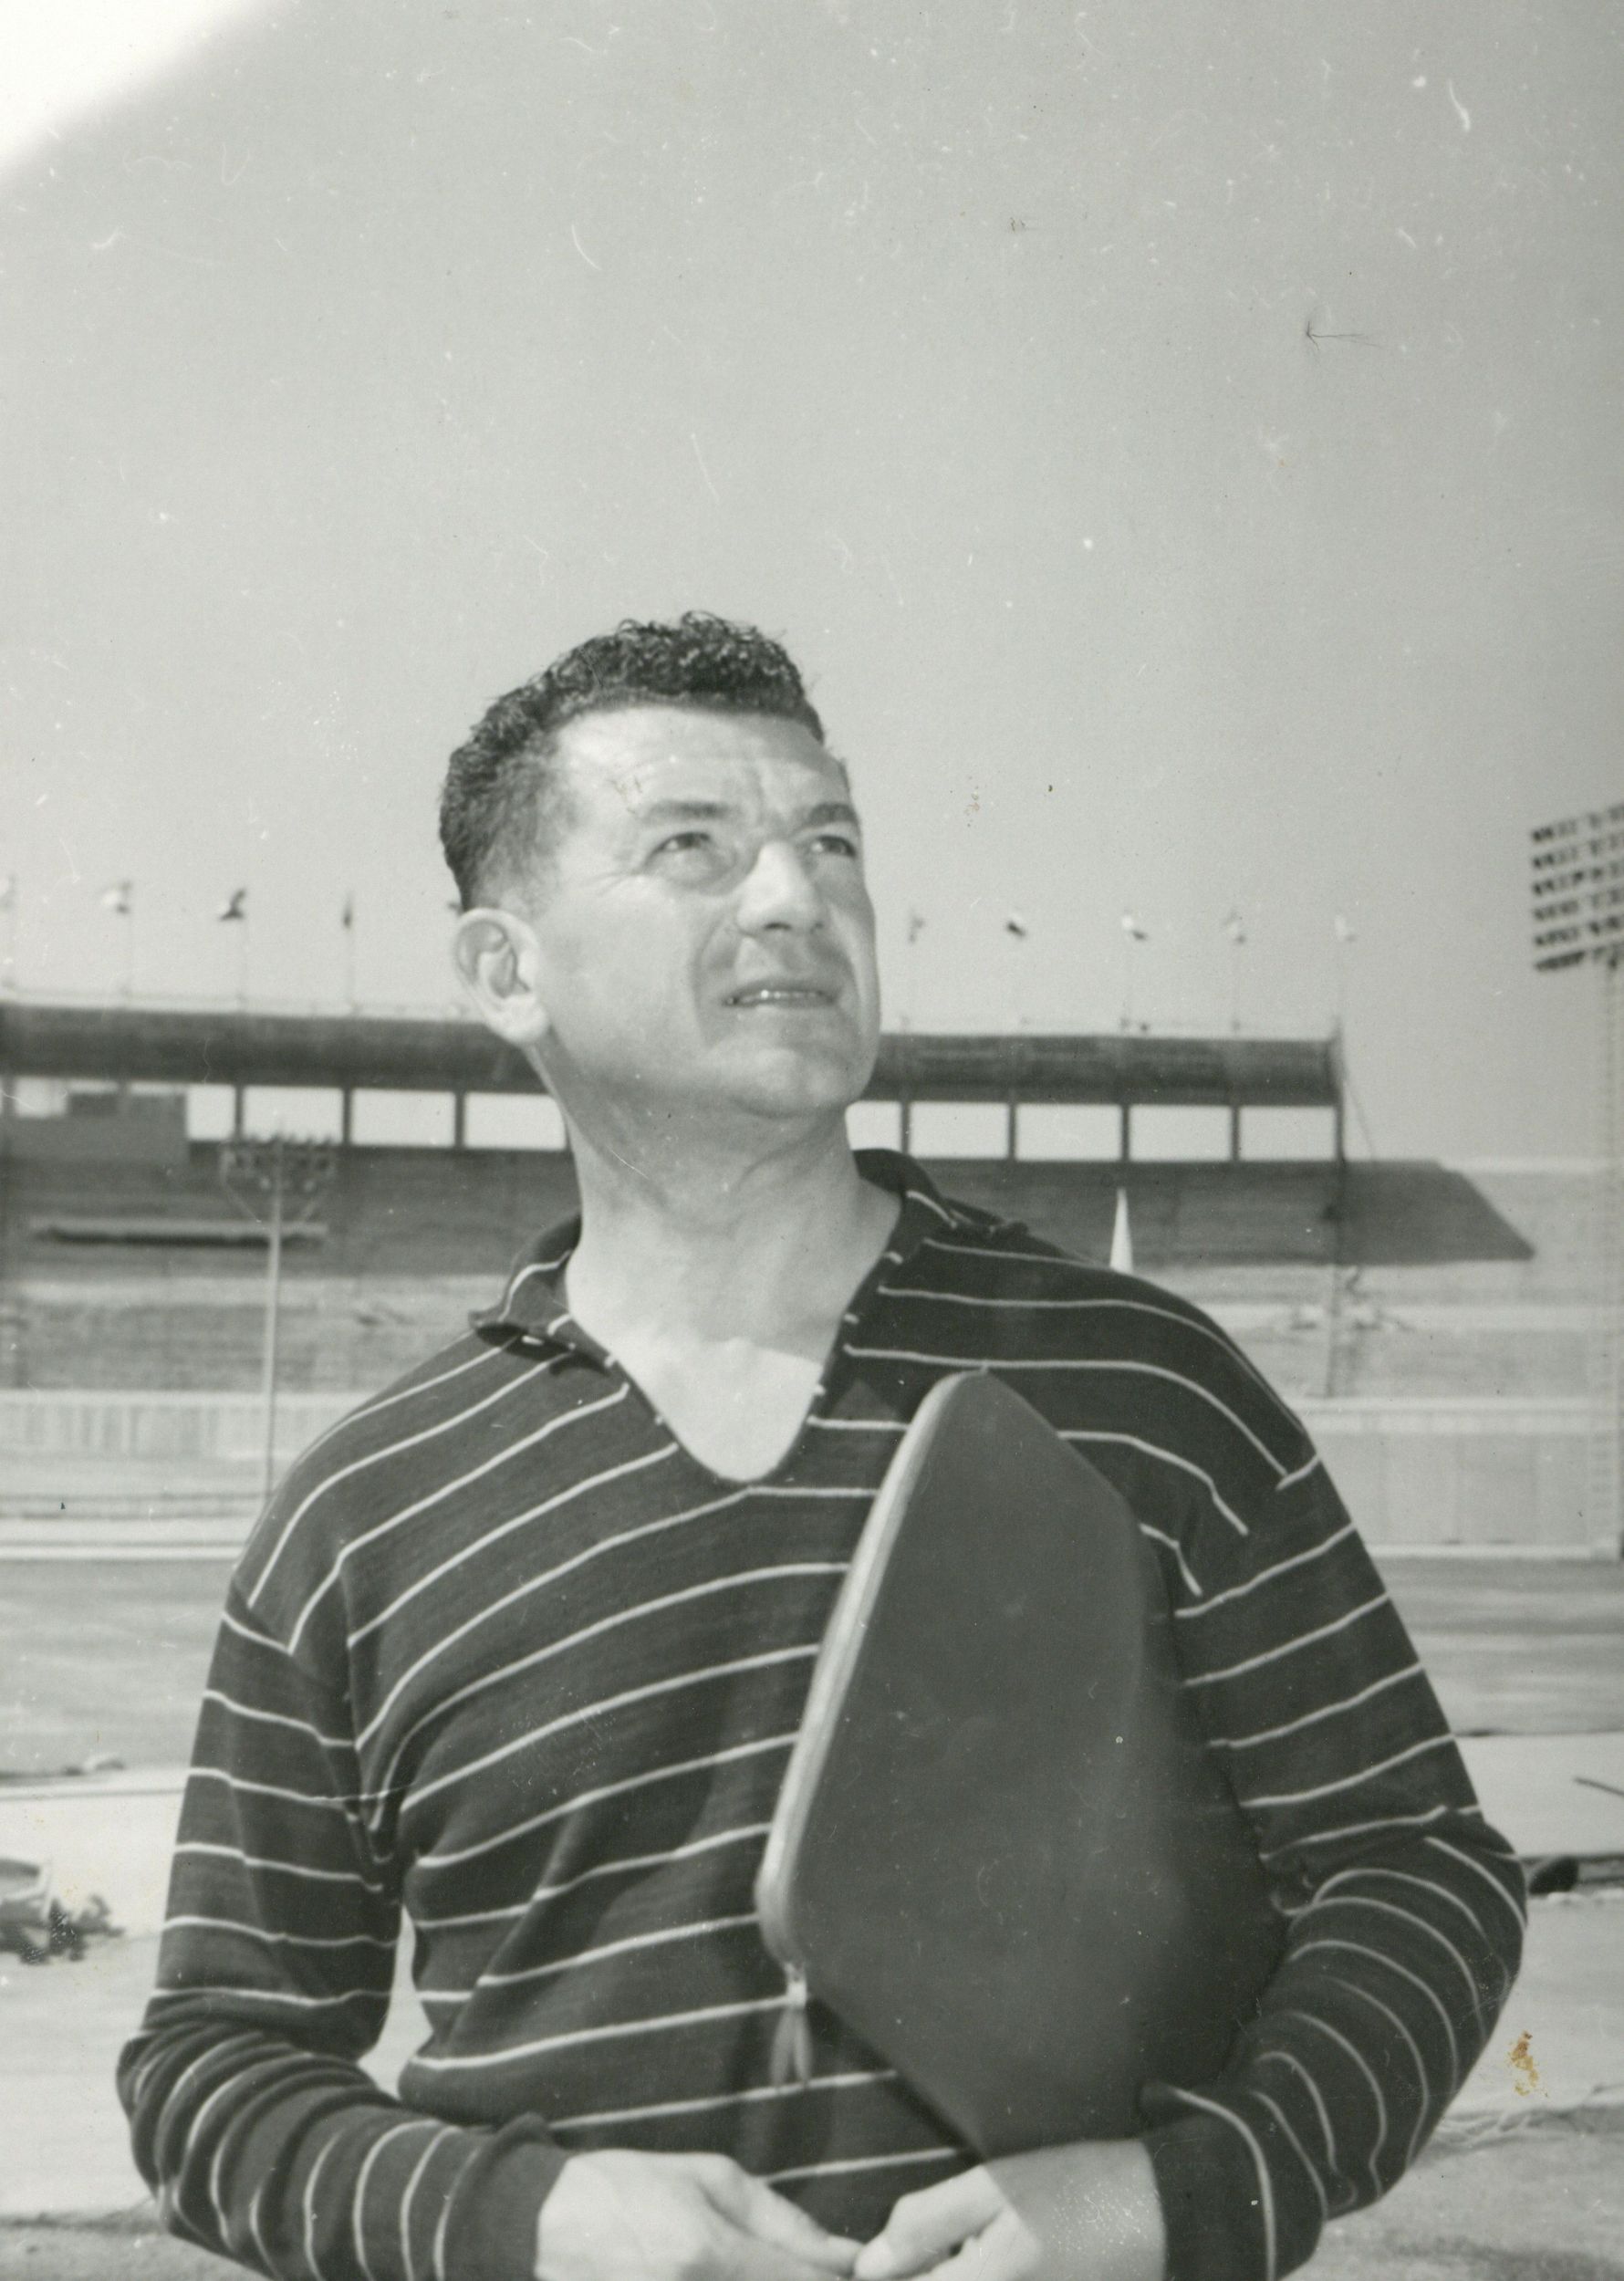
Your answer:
[119,1152,1524,2281]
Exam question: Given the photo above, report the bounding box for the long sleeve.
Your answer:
[116,1581,566,2280]
[1139,1456,1525,2281]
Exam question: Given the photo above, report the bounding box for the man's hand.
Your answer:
[852,2141,1165,2281]
[535,2148,861,2281]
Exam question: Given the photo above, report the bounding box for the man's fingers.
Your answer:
[730,2172,859,2271]
[693,2160,857,2275]
[911,2213,1036,2281]
[852,2170,1005,2280]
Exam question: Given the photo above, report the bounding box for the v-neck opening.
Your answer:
[578,1162,931,1492]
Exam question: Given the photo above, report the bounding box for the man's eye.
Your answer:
[807,832,860,859]
[652,832,714,857]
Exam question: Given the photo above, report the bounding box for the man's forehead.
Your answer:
[557,706,852,814]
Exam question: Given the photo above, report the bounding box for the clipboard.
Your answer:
[755,1370,1282,2155]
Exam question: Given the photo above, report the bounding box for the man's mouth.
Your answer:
[724,984,837,1007]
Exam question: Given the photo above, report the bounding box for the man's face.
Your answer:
[508,704,882,1131]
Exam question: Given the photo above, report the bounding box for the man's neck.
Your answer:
[561,1113,899,1354]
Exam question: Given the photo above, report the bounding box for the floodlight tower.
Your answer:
[1531,801,1624,1553]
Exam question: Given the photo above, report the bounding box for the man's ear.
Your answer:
[452,907,551,1049]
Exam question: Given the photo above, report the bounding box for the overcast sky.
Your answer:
[3,0,1620,1160]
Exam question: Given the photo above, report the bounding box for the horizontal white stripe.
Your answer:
[1294,1891,1484,2016]
[400,2127,457,2281]
[1174,1523,1355,1619]
[901,1256,1286,1397]
[190,1765,358,1815]
[379,1560,842,1778]
[163,1912,394,1952]
[148,1981,382,2012]
[174,1838,387,1890]
[411,1995,783,2073]
[1306,1864,1490,1946]
[839,1344,1290,1474]
[302,2136,339,2281]
[201,1690,351,1752]
[1138,1522,1202,1597]
[1258,1802,1459,1858]
[1338,1980,1433,2170]
[550,2067,896,2132]
[1218,1663,1424,1751]
[354,2120,431,2281]
[1277,1452,1325,1491]
[252,1347,556,1604]
[424,1911,760,2000]
[349,1433,675,1653]
[1253,2088,1329,2222]
[1184,1591,1390,1687]
[1254,2046,1339,2176]
[1059,1429,1251,1536]
[1292,1936,1462,2080]
[399,1645,816,1820]
[355,1463,803,1751]
[1280,2008,1388,2196]
[903,1184,959,1229]
[1237,1730,1454,1811]
[497,1251,572,1316]
[357,1478,755,1747]
[1161,2088,1276,2281]
[806,1415,906,1432]
[763,2147,962,2186]
[1421,1837,1528,1928]
[286,1337,514,1491]
[416,1823,773,1930]
[413,1733,796,1875]
[289,1382,630,1653]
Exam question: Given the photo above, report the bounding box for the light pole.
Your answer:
[1532,800,1624,1554]
[220,1135,337,1499]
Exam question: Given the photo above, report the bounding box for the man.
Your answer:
[121,613,1523,2281]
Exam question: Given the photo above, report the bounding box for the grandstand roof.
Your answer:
[0,998,1340,1113]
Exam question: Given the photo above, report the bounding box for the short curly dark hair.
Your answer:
[439,611,827,909]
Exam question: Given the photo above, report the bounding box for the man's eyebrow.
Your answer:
[633,797,738,826]
[630,797,863,830]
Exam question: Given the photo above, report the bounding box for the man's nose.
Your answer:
[734,840,824,932]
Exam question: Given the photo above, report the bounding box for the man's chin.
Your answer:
[709,1039,876,1124]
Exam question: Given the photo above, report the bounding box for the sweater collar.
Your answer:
[474,1149,975,1354]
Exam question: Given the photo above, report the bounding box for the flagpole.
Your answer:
[1003,916,1030,1034]
[1119,916,1148,1032]
[342,900,357,1008]
[1333,916,1356,1033]
[1223,911,1246,1036]
[0,878,17,992]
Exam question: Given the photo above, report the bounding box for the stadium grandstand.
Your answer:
[0,994,1604,1553]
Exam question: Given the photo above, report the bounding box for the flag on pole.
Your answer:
[340,895,355,932]
[217,888,248,922]
[907,909,927,946]
[1109,1187,1134,1274]
[99,880,133,915]
[1005,913,1029,940]
[1223,908,1247,945]
[1120,912,1149,941]
[1333,912,1358,944]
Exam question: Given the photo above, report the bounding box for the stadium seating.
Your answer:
[0,1143,1581,1404]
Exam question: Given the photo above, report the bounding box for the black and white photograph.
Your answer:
[1,5,1621,2277]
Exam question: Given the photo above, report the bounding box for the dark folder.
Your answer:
[755,1370,1282,2157]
